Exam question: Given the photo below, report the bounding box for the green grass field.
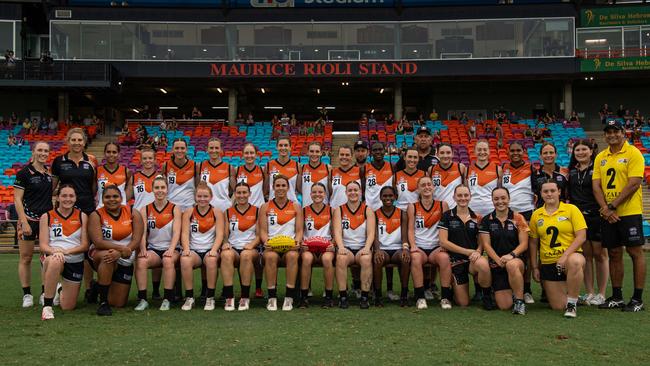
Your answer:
[1,254,649,366]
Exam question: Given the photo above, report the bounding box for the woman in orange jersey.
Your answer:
[259,174,303,311]
[234,143,265,208]
[373,186,410,307]
[180,182,224,311]
[298,141,331,207]
[130,148,159,210]
[299,183,335,308]
[134,176,182,311]
[329,145,362,208]
[96,142,131,208]
[430,143,467,209]
[364,142,394,211]
[333,181,376,309]
[395,147,426,210]
[408,176,452,310]
[198,138,234,211]
[264,137,299,202]
[39,185,89,320]
[467,140,503,217]
[88,185,144,316]
[163,138,196,211]
[221,182,260,311]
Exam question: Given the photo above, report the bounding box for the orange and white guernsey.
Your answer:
[132,171,157,210]
[236,165,265,207]
[164,159,196,211]
[199,160,231,211]
[189,205,216,252]
[301,162,330,207]
[47,208,84,263]
[340,202,367,250]
[267,159,299,202]
[330,166,361,209]
[467,162,499,217]
[145,202,176,251]
[96,165,128,207]
[395,169,426,210]
[364,162,394,211]
[431,162,464,209]
[304,204,332,240]
[226,205,258,250]
[267,199,297,240]
[98,205,135,265]
[376,207,402,250]
[413,200,443,250]
[501,162,534,213]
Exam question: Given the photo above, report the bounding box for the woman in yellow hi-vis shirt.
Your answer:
[529,180,587,318]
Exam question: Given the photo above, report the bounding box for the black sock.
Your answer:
[44,297,54,307]
[524,282,532,294]
[613,287,623,299]
[386,269,394,291]
[152,281,161,294]
[415,286,425,300]
[138,290,147,300]
[255,278,263,289]
[301,289,309,299]
[353,280,361,290]
[97,284,109,303]
[442,287,453,301]
[206,288,215,298]
[164,289,174,301]
[241,285,250,299]
[633,288,643,302]
[285,287,295,299]
[361,291,369,299]
[185,289,194,298]
[223,286,234,299]
[401,287,409,298]
[22,286,31,295]
[325,289,333,299]
[340,289,348,298]
[175,274,182,297]
[374,287,382,298]
[200,279,207,295]
[41,285,44,293]
[268,288,277,299]
[481,286,492,297]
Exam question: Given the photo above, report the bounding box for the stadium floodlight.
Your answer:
[132,108,140,113]
[159,88,167,94]
[371,109,375,113]
[216,88,223,94]
[316,89,320,94]
[264,106,283,110]
[261,88,266,94]
[585,39,607,45]
[379,88,384,94]
[212,106,228,109]
[159,106,178,110]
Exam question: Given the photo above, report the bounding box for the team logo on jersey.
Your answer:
[556,175,563,182]
[537,219,545,227]
[557,216,568,222]
[600,159,607,166]
[629,227,638,236]
[617,158,628,164]
[507,223,514,230]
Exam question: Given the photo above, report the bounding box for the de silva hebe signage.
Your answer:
[209,62,419,78]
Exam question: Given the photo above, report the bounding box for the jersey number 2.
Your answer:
[606,168,616,189]
[546,226,560,248]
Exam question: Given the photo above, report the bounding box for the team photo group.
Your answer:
[13,119,646,321]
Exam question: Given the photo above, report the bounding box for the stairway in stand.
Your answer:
[86,134,115,163]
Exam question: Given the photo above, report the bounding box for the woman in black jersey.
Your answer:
[439,185,494,310]
[532,142,568,208]
[568,139,608,306]
[14,141,52,308]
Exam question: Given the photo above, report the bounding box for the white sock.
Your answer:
[567,297,578,305]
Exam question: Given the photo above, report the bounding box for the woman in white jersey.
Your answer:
[198,138,233,211]
[179,182,224,311]
[96,142,130,207]
[467,140,502,216]
[364,142,394,211]
[333,181,376,309]
[130,148,158,210]
[39,185,89,320]
[221,182,261,311]
[234,143,265,207]
[264,137,299,202]
[134,176,182,311]
[395,147,426,210]
[501,142,535,220]
[259,174,303,311]
[429,143,466,209]
[298,141,331,207]
[329,145,362,209]
[163,138,196,211]
[299,183,335,308]
[408,176,452,310]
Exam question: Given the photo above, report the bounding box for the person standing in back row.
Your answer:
[593,120,646,312]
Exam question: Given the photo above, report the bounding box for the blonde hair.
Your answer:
[66,128,87,144]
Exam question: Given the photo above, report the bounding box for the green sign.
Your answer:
[581,57,650,72]
[581,6,650,27]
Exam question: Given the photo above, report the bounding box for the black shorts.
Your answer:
[193,250,210,263]
[112,263,134,284]
[20,220,40,241]
[540,263,567,282]
[148,247,179,260]
[347,248,360,256]
[584,214,602,242]
[519,210,533,222]
[451,260,470,285]
[62,261,84,283]
[601,214,644,248]
[490,267,510,292]
[383,249,399,258]
[418,248,435,256]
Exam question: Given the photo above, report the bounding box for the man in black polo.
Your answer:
[394,126,439,172]
[354,140,369,167]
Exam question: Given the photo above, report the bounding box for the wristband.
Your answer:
[509,251,516,258]
[607,203,616,211]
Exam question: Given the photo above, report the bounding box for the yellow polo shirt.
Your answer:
[529,202,586,264]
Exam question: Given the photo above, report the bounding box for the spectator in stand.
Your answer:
[306,121,315,135]
[599,104,611,125]
[569,111,579,124]
[616,104,625,118]
[290,114,297,127]
[402,115,413,135]
[191,106,202,119]
[417,114,425,124]
[468,121,477,140]
[159,119,167,131]
[280,113,290,127]
[4,50,16,78]
[29,119,39,135]
[396,119,404,135]
[386,113,395,126]
[159,134,168,150]
[460,112,469,124]
[235,113,245,124]
[429,109,438,121]
[153,133,160,147]
[476,113,484,124]
[632,109,643,125]
[369,114,377,124]
[432,130,442,146]
[48,118,58,131]
[169,118,177,131]
[509,111,519,123]
[271,114,279,126]
[246,113,254,126]
[7,133,16,146]
[22,118,31,134]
